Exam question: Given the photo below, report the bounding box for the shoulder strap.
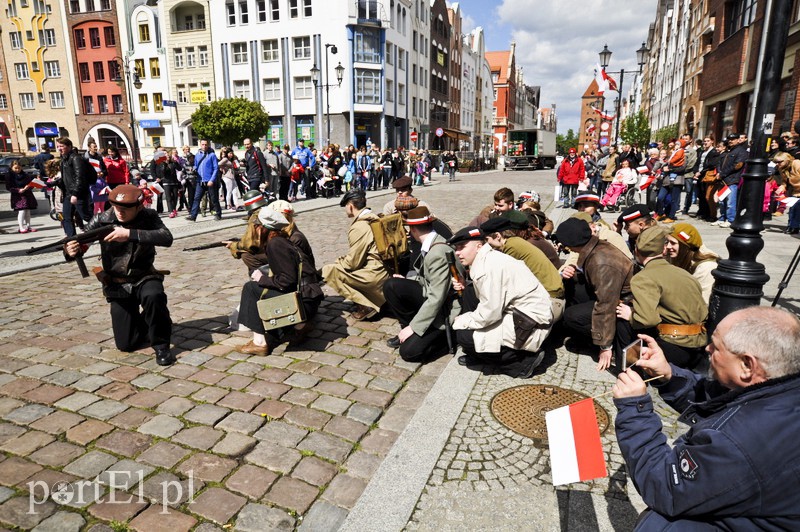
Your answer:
[296,251,303,292]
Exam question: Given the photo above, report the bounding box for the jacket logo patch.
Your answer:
[679,449,698,480]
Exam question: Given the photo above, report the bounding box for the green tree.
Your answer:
[653,123,679,144]
[620,110,651,149]
[556,128,579,154]
[191,98,271,147]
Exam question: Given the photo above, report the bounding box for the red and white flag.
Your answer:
[29,178,47,189]
[546,398,607,486]
[590,105,616,121]
[604,69,618,91]
[147,182,164,195]
[594,65,608,95]
[714,184,731,203]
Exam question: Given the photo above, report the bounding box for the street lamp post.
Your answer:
[598,43,648,144]
[116,56,142,166]
[311,44,345,146]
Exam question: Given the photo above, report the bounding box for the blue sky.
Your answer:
[451,0,658,135]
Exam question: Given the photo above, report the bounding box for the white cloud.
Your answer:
[496,0,657,134]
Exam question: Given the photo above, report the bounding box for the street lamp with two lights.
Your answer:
[310,44,345,146]
[598,42,648,144]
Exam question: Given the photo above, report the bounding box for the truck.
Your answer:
[504,129,557,170]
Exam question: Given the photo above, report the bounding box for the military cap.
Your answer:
[670,223,703,250]
[404,206,436,225]
[392,176,413,189]
[242,190,268,213]
[448,226,485,246]
[636,226,669,257]
[501,209,530,229]
[554,218,592,248]
[108,184,144,207]
[574,193,601,205]
[480,216,512,234]
[340,188,366,207]
[571,211,594,224]
[256,209,289,230]
[617,204,652,226]
[269,199,295,216]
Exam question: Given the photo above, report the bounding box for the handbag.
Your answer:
[702,169,718,183]
[256,256,307,331]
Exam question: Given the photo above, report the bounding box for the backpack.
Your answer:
[369,213,408,264]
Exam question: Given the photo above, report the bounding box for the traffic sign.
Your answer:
[435,127,444,137]
[410,131,418,142]
[163,100,177,107]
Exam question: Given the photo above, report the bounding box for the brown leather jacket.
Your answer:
[576,236,633,346]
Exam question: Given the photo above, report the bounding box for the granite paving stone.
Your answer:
[29,410,85,435]
[137,441,191,469]
[129,373,169,390]
[324,416,370,442]
[311,394,352,416]
[281,388,320,406]
[16,364,60,379]
[189,487,246,525]
[138,415,184,438]
[0,398,24,417]
[320,473,367,509]
[252,399,292,419]
[72,375,112,392]
[96,429,153,457]
[263,476,318,514]
[244,442,302,474]
[227,361,262,376]
[0,430,55,456]
[178,351,214,366]
[172,426,224,450]
[252,420,308,446]
[65,419,114,445]
[0,422,26,444]
[298,431,353,462]
[155,379,203,397]
[79,399,129,420]
[176,453,236,483]
[0,487,13,504]
[214,411,265,434]
[292,456,338,487]
[244,380,291,399]
[359,428,399,455]
[63,451,118,479]
[82,362,119,375]
[183,403,230,425]
[187,368,226,385]
[54,391,101,412]
[314,380,356,398]
[212,432,257,456]
[87,495,148,523]
[224,464,277,499]
[283,373,321,389]
[346,402,382,425]
[0,456,42,486]
[42,369,84,387]
[216,390,261,412]
[298,501,349,532]
[129,505,197,532]
[108,407,154,430]
[0,496,56,529]
[96,381,137,401]
[28,441,84,467]
[234,503,295,532]
[104,365,147,382]
[3,403,54,424]
[191,386,229,403]
[343,450,383,480]
[140,471,202,508]
[97,459,155,490]
[284,405,331,430]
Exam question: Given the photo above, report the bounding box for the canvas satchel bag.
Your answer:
[256,256,307,331]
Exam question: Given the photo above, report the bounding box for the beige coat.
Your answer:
[453,245,552,353]
[322,209,389,311]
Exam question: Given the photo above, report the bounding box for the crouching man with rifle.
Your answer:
[64,184,176,365]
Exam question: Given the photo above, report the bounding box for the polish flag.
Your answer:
[29,178,47,189]
[594,65,608,95]
[546,398,607,486]
[148,182,164,195]
[714,184,731,203]
[603,69,618,91]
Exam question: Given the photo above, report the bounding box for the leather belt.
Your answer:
[657,323,705,336]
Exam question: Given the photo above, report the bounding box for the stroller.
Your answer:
[317,166,337,199]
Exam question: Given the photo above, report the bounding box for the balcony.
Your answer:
[352,0,388,27]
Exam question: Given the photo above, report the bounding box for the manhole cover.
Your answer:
[490,385,610,441]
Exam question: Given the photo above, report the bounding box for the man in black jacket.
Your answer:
[56,137,94,237]
[713,134,748,227]
[243,138,270,192]
[64,184,176,365]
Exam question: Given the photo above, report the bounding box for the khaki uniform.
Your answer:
[501,237,565,322]
[322,209,389,312]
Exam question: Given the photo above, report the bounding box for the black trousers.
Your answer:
[107,279,171,352]
[615,321,705,369]
[163,184,179,213]
[278,176,290,201]
[238,281,320,345]
[383,278,449,362]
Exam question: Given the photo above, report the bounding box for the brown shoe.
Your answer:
[289,322,313,346]
[237,340,272,356]
[662,218,676,223]
[350,304,378,321]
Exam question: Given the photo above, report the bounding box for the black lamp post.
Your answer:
[116,56,142,166]
[708,0,794,330]
[311,44,345,146]
[598,43,648,144]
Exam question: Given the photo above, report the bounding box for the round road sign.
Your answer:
[435,128,444,137]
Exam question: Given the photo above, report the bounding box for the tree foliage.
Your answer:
[191,98,271,147]
[556,129,579,154]
[653,123,679,145]
[620,111,651,149]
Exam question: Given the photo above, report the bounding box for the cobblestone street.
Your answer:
[0,169,796,531]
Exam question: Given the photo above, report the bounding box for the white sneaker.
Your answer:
[710,220,722,226]
[718,221,731,228]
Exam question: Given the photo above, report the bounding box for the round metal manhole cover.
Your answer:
[490,385,610,441]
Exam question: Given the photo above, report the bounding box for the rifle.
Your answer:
[27,225,116,278]
[444,250,463,355]
[183,237,240,252]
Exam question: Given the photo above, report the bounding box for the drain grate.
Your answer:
[490,385,610,442]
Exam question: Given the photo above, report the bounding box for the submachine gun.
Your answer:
[26,225,116,278]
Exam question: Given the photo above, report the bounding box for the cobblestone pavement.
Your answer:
[0,168,796,531]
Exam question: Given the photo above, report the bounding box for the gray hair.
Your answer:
[648,148,659,157]
[721,307,800,378]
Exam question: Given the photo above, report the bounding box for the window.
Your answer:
[412,97,416,116]
[149,58,160,78]
[177,85,187,104]
[293,36,310,59]
[294,76,312,99]
[93,62,105,81]
[10,32,22,49]
[257,0,267,21]
[112,94,123,113]
[103,26,115,46]
[289,0,298,18]
[98,95,108,113]
[138,24,150,43]
[399,83,405,104]
[725,0,757,37]
[358,0,378,19]
[355,68,380,104]
[186,47,196,67]
[174,48,184,68]
[83,96,95,114]
[387,42,393,65]
[108,60,121,80]
[49,91,64,108]
[184,15,194,30]
[240,0,249,23]
[20,93,35,109]
[79,62,90,82]
[354,28,380,63]
[269,0,279,20]
[226,1,235,24]
[44,61,60,77]
[14,63,29,80]
[232,42,248,64]
[101,0,111,9]
[0,95,7,110]
[263,78,281,100]
[44,29,56,46]
[74,29,86,48]
[89,28,100,47]
[139,94,148,112]
[386,79,393,102]
[134,59,145,78]
[398,48,405,70]
[302,0,312,17]
[412,31,417,51]
[412,64,417,84]
[197,14,206,29]
[202,82,212,100]
[69,0,79,12]
[153,93,163,111]
[86,0,95,10]
[234,80,251,99]
[199,46,209,66]
[262,39,279,61]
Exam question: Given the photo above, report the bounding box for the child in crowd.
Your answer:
[5,160,38,233]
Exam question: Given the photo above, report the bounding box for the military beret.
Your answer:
[670,222,702,250]
[448,226,485,246]
[256,209,289,230]
[108,184,144,207]
[636,226,669,257]
[501,209,530,229]
[480,216,512,234]
[392,176,413,189]
[617,203,652,226]
[340,188,366,207]
[554,218,592,248]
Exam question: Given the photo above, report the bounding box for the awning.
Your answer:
[443,128,470,142]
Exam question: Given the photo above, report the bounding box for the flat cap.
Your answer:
[269,199,295,215]
[392,176,413,189]
[554,218,592,248]
[257,209,289,230]
[108,184,144,207]
[636,226,669,257]
[339,188,366,207]
[394,196,419,212]
[448,226,485,246]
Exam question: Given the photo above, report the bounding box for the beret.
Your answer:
[554,218,592,248]
[501,209,530,229]
[481,217,511,234]
[670,222,702,250]
[392,176,413,189]
[108,184,144,207]
[448,226,485,245]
